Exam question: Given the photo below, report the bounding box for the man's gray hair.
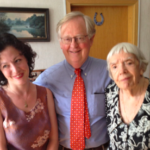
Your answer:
[56,11,96,38]
[107,42,148,79]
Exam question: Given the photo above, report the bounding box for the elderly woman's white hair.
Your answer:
[56,11,96,39]
[107,42,148,79]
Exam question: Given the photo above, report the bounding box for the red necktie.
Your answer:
[70,68,91,150]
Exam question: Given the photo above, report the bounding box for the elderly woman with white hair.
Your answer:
[105,42,149,150]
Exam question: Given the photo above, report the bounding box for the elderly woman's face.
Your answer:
[109,51,143,90]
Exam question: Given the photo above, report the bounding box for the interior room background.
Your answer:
[0,0,149,77]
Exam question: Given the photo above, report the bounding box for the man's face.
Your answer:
[59,17,94,68]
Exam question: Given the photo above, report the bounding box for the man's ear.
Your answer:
[140,69,144,76]
[90,34,95,45]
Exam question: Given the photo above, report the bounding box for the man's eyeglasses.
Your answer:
[60,35,89,45]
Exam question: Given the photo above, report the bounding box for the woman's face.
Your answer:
[109,50,143,90]
[0,46,29,86]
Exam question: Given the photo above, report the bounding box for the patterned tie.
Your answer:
[70,68,91,150]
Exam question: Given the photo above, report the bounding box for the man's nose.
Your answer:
[70,38,78,48]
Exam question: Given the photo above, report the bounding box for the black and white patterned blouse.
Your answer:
[105,79,150,150]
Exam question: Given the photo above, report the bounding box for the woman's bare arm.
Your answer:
[0,111,7,150]
[46,88,59,150]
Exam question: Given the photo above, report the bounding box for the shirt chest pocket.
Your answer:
[54,92,106,117]
[89,93,106,117]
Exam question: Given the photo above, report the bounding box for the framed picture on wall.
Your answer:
[0,7,50,42]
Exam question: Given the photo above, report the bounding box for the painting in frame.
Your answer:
[0,7,50,42]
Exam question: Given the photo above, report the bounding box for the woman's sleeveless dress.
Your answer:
[0,85,51,150]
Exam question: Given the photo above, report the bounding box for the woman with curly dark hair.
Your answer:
[0,33,58,150]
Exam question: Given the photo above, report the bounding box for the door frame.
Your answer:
[66,0,138,45]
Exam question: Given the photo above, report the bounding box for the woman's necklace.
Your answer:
[7,82,31,108]
[23,84,31,108]
[25,102,28,108]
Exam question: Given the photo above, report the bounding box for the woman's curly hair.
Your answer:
[0,33,37,86]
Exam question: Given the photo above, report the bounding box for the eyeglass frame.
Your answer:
[60,35,89,45]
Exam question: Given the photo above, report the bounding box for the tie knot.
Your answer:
[74,68,81,77]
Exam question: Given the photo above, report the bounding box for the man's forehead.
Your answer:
[60,17,87,36]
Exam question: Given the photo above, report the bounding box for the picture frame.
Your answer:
[30,69,45,82]
[0,7,50,42]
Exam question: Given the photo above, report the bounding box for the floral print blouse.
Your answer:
[0,85,51,150]
[105,79,150,150]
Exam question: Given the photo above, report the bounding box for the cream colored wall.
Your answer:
[138,0,150,78]
[0,0,150,77]
[0,0,66,70]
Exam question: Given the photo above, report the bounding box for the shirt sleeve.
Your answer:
[33,71,51,89]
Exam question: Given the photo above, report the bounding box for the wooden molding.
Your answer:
[66,0,138,45]
[32,69,45,73]
[66,0,138,11]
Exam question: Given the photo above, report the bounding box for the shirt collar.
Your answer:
[64,57,92,79]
